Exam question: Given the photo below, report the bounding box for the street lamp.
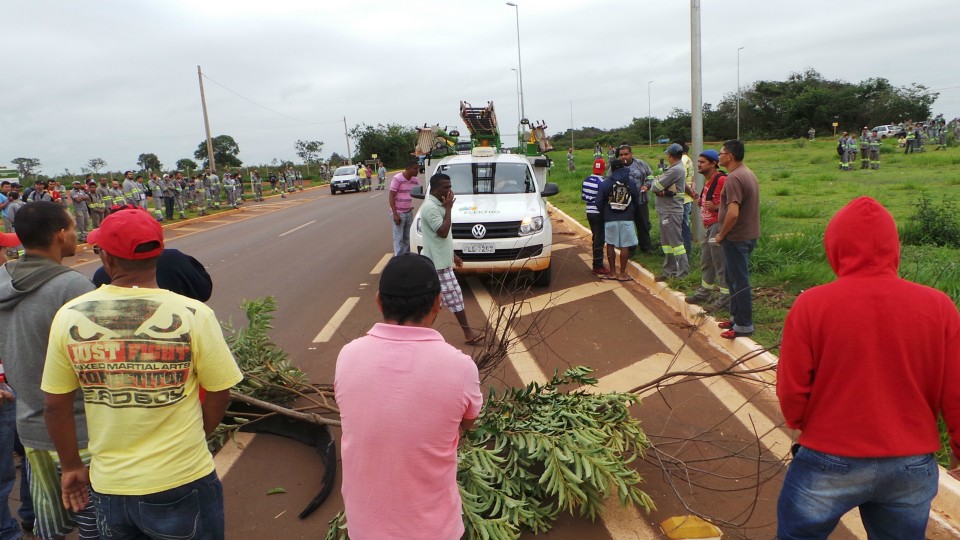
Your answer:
[505,2,525,122]
[510,68,522,147]
[647,80,654,147]
[736,46,744,140]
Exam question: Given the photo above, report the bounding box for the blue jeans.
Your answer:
[392,210,413,256]
[681,202,693,258]
[0,400,20,540]
[721,238,755,333]
[90,471,224,540]
[778,447,938,539]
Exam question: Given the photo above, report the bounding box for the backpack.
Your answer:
[608,179,632,211]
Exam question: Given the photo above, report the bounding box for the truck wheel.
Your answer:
[531,265,552,287]
[331,188,337,195]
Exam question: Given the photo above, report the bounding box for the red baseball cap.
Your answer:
[0,233,19,248]
[87,208,164,259]
[593,158,606,175]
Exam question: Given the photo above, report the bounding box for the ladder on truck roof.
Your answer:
[460,101,501,150]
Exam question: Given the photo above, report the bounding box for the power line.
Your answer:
[200,72,343,126]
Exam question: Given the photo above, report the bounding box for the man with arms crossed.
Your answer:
[336,253,482,539]
[714,139,759,339]
[389,160,420,256]
[0,201,97,540]
[42,207,242,539]
[776,196,960,539]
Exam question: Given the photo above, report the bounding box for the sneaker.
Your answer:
[685,288,712,304]
[720,329,753,339]
[592,267,611,275]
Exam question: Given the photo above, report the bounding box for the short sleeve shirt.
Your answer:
[41,285,243,495]
[719,164,760,241]
[420,195,454,270]
[389,172,419,213]
[335,323,482,540]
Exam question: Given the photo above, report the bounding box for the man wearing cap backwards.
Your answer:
[41,207,242,539]
[650,143,690,280]
[581,158,609,275]
[335,253,483,540]
[0,201,98,540]
[686,150,728,310]
[776,196,960,538]
[714,139,760,339]
[419,173,484,344]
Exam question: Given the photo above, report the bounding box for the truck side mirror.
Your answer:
[541,182,559,197]
[411,185,425,199]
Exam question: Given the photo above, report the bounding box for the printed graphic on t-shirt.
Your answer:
[64,299,193,408]
[609,181,632,211]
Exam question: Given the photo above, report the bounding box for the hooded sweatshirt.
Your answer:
[777,197,960,457]
[0,254,95,449]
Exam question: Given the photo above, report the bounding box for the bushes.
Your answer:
[900,195,960,248]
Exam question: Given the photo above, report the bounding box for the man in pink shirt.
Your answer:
[389,160,421,256]
[335,253,483,539]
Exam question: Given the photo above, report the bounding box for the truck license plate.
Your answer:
[463,244,495,254]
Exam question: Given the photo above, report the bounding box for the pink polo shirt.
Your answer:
[389,172,419,213]
[334,323,482,540]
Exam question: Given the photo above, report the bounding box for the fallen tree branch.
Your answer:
[229,392,341,427]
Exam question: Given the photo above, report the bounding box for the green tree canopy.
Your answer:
[349,123,417,167]
[294,139,324,164]
[12,157,41,178]
[194,135,242,170]
[176,158,199,172]
[86,158,107,173]
[137,153,162,172]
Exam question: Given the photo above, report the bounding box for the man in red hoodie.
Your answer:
[776,196,960,539]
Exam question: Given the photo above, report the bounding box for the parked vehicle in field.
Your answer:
[330,166,363,194]
[410,101,559,286]
[871,125,901,139]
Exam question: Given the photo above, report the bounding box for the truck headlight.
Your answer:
[518,216,544,236]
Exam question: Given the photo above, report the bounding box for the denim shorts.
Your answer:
[777,446,938,540]
[91,470,224,540]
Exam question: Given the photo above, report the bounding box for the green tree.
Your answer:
[194,135,242,170]
[12,157,41,179]
[176,158,199,172]
[349,123,417,167]
[137,153,163,172]
[86,158,107,174]
[294,139,324,164]
[328,152,346,166]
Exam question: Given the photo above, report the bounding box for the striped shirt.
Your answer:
[581,174,604,214]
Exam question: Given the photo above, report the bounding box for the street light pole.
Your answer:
[737,46,744,140]
[506,2,525,122]
[510,68,521,147]
[647,80,653,147]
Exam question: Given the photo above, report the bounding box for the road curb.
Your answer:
[548,203,960,535]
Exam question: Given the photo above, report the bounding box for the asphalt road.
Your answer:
[59,187,864,539]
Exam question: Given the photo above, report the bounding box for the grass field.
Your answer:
[546,137,960,349]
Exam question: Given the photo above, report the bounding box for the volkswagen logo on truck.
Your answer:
[471,224,487,239]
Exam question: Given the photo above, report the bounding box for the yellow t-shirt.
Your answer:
[42,285,243,495]
[681,154,694,204]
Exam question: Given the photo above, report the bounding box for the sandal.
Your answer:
[718,321,734,329]
[616,275,632,282]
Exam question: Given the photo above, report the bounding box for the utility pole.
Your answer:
[690,0,704,238]
[570,101,574,150]
[197,65,216,172]
[343,116,353,164]
[737,46,745,140]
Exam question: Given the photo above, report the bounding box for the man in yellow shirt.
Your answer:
[42,207,243,539]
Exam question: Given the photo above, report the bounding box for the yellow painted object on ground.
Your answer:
[660,515,722,539]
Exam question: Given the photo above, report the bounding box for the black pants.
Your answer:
[163,197,174,220]
[634,199,652,252]
[587,213,605,269]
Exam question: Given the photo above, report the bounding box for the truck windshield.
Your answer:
[438,162,535,194]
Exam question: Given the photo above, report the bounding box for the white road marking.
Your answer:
[278,220,316,237]
[368,191,383,198]
[214,432,256,478]
[312,297,361,343]
[370,253,392,274]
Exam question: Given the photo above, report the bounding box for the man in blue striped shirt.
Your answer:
[581,158,609,275]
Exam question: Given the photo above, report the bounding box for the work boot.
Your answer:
[685,288,712,304]
[703,294,730,313]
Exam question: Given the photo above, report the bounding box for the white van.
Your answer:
[410,146,558,286]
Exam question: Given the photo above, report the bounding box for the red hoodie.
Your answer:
[777,196,960,457]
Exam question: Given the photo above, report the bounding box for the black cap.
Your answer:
[379,254,442,297]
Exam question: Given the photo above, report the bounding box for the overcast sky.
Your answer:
[2,0,957,175]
